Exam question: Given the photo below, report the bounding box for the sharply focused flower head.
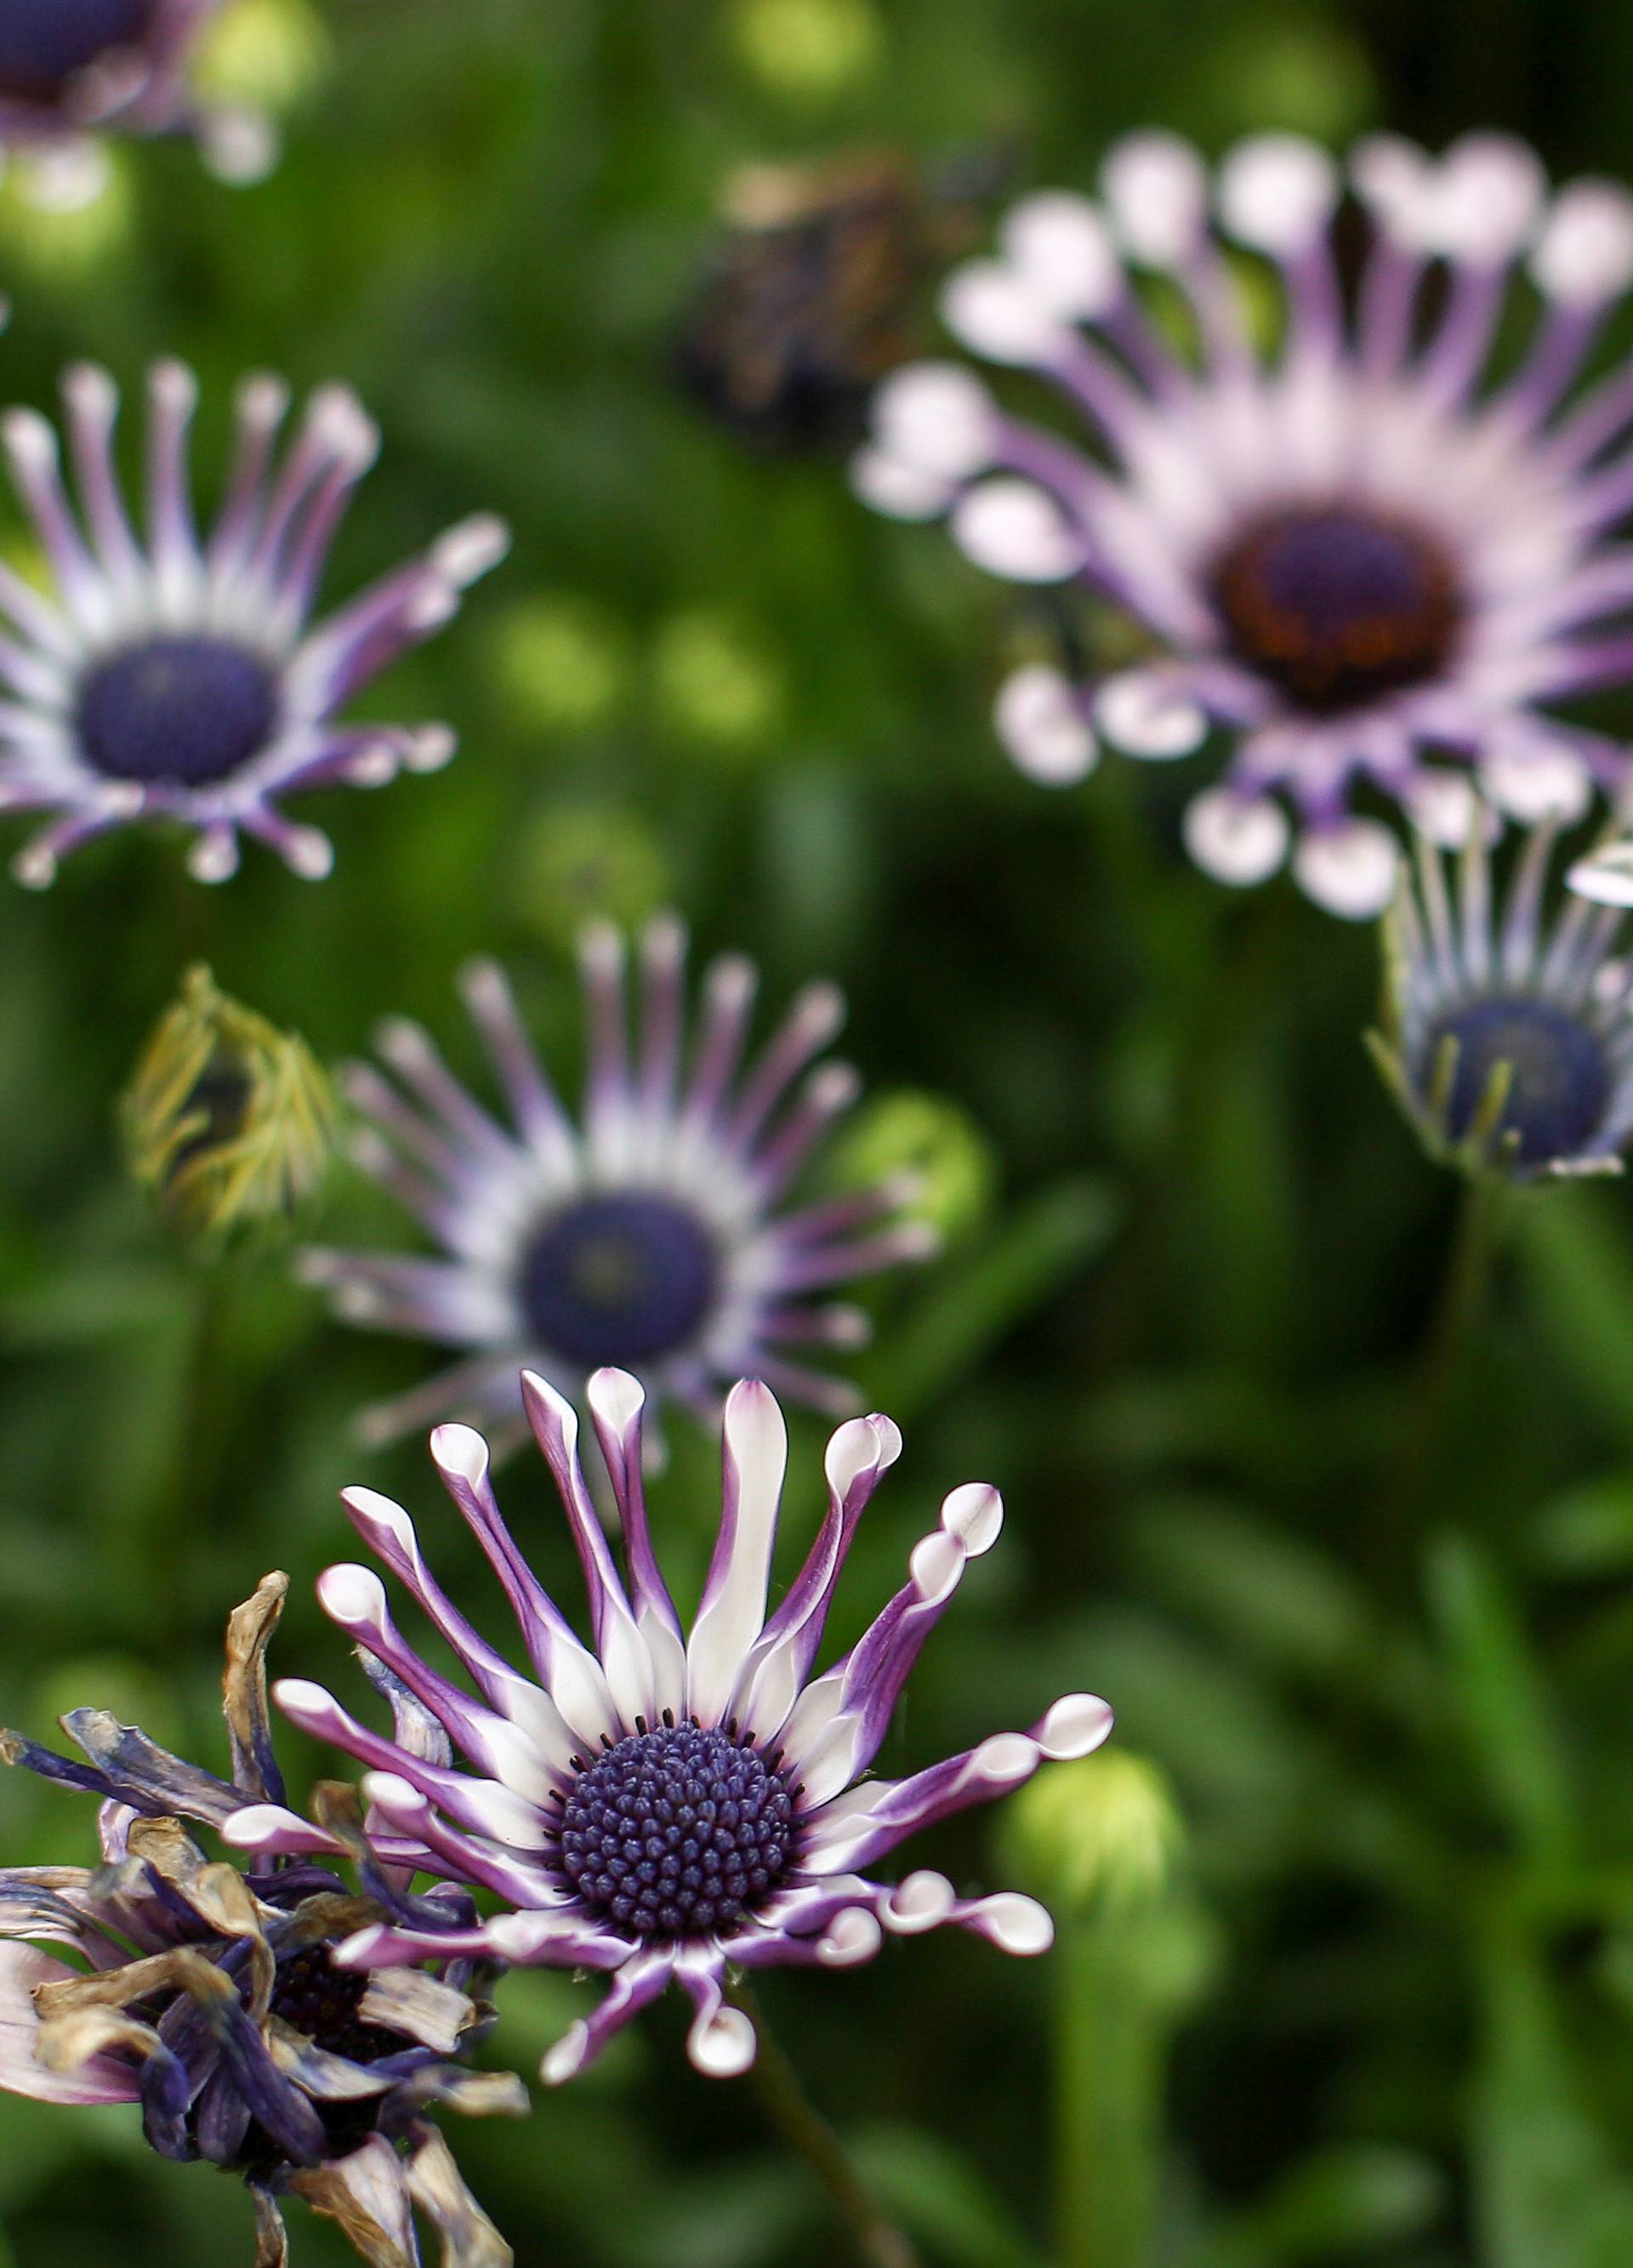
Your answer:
[1368,816,1633,1178]
[0,3,270,186]
[0,359,508,885]
[122,962,336,1248]
[854,129,1633,916]
[224,1372,1113,2082]
[0,1575,526,2267]
[301,918,936,1451]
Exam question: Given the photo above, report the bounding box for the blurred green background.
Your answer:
[9,3,1633,2264]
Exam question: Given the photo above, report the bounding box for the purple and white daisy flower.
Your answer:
[1368,816,1633,1177]
[853,129,1633,917]
[0,3,269,185]
[223,1371,1113,2082]
[301,918,936,1449]
[0,359,508,886]
[0,1575,526,2268]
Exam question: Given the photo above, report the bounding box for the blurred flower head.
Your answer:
[0,1,276,189]
[302,917,937,1450]
[225,1372,1114,2081]
[855,130,1633,917]
[1369,818,1633,1179]
[0,1574,526,2266]
[0,360,508,886]
[122,963,336,1248]
[677,152,963,453]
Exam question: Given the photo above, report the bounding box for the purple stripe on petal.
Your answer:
[270,1680,550,1851]
[539,1948,674,2085]
[672,1945,756,2078]
[426,1424,619,1752]
[316,1564,564,1802]
[520,1372,654,1729]
[729,1413,902,1742]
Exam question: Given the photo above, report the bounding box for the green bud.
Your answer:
[732,0,886,102]
[509,804,670,952]
[122,966,336,1251]
[823,1088,996,1242]
[0,146,135,276]
[192,0,332,112]
[1005,1751,1185,1919]
[491,594,632,735]
[653,610,784,753]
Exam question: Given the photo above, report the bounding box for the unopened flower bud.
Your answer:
[824,1087,996,1242]
[1005,1751,1184,1918]
[122,964,336,1249]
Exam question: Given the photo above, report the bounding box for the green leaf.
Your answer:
[1426,1534,1573,1863]
[866,1176,1120,1418]
[855,2122,1047,2268]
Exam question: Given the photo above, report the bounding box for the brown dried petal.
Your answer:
[287,2133,419,2268]
[405,2125,515,2268]
[225,1573,291,1803]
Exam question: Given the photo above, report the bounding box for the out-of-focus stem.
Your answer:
[730,1985,920,2268]
[1056,1915,1168,2268]
[1378,1174,1511,1561]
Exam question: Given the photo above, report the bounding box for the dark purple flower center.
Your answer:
[269,1944,406,2067]
[1212,505,1463,716]
[557,1721,795,1941]
[77,635,281,787]
[0,0,153,101]
[518,1192,719,1368]
[1425,997,1612,1166]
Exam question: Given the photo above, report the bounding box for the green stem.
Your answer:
[729,1985,920,2268]
[152,1263,235,1640]
[1377,1175,1511,1561]
[1056,1918,1167,2268]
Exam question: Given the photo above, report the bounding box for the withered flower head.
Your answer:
[0,1574,526,2267]
[122,964,336,1247]
[676,150,990,453]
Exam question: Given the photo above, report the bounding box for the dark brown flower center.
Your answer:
[1212,505,1464,717]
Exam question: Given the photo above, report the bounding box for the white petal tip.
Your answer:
[688,2005,757,2079]
[940,1481,1004,1555]
[981,1893,1055,1956]
[995,665,1097,786]
[1038,1692,1116,1759]
[430,1422,492,1487]
[541,2026,589,2087]
[817,1907,885,1964]
[316,1562,390,1626]
[1095,670,1208,761]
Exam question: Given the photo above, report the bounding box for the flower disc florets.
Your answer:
[1370,816,1633,1178]
[559,1720,795,1936]
[854,130,1633,916]
[225,1367,1114,2083]
[302,917,936,1450]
